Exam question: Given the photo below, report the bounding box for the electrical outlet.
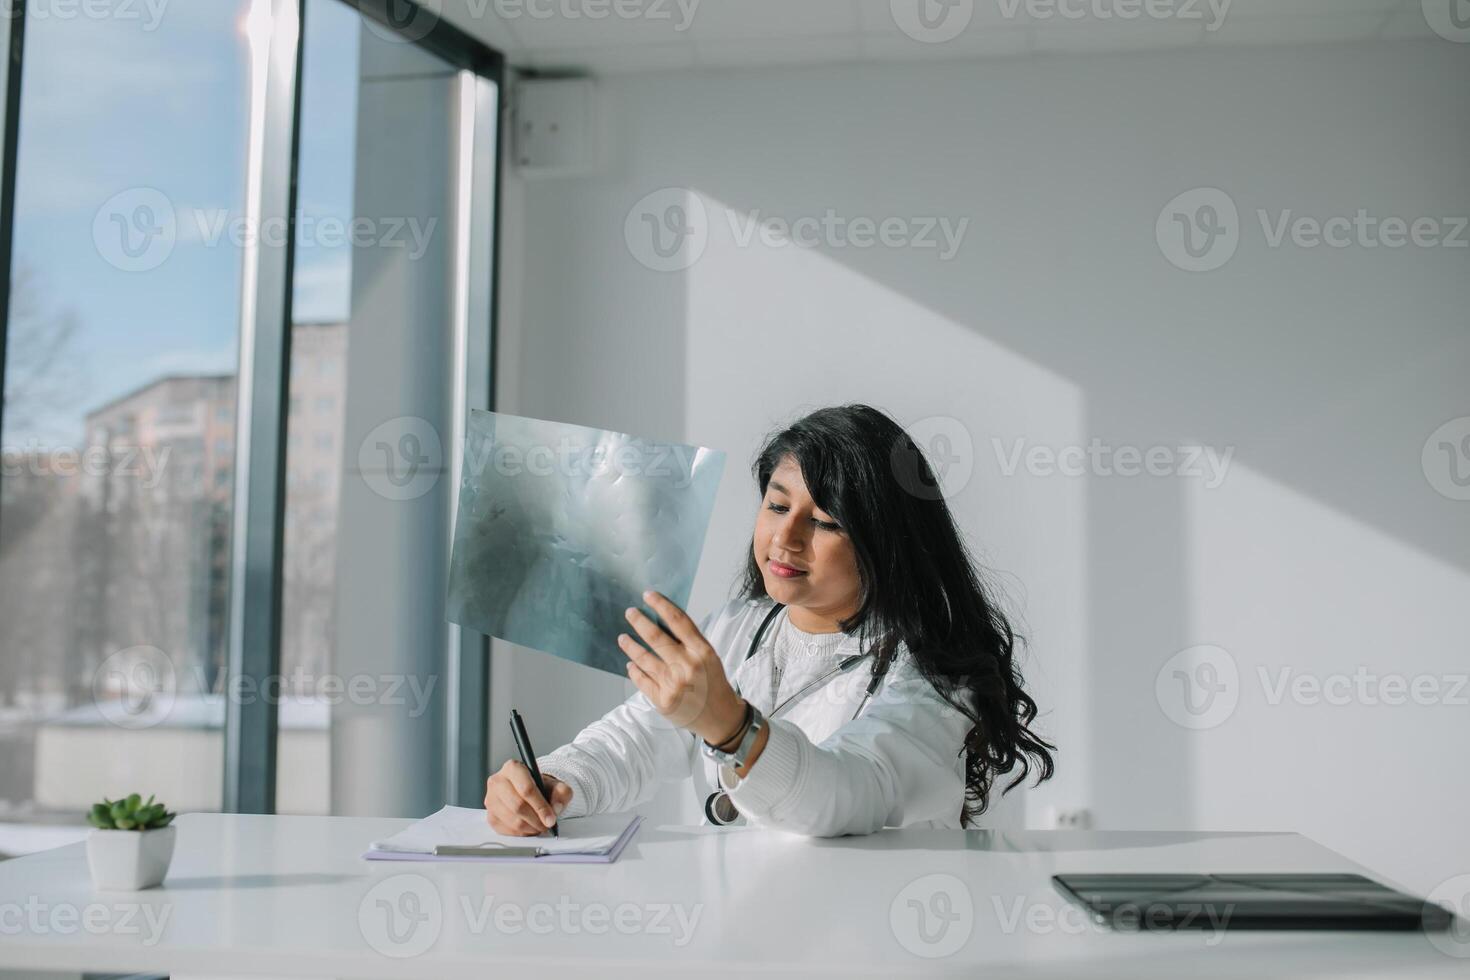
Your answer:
[1042,805,1093,830]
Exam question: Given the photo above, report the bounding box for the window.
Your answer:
[0,2,253,833]
[276,0,500,815]
[0,0,500,840]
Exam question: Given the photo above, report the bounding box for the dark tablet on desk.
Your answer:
[1052,873,1456,931]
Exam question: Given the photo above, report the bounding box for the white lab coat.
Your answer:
[538,597,972,836]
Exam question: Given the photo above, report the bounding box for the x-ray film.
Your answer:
[447,410,726,675]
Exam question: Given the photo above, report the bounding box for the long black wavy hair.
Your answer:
[737,404,1055,825]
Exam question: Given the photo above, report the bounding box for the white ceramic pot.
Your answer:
[86,826,176,890]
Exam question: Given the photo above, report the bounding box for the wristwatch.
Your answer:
[701,703,766,769]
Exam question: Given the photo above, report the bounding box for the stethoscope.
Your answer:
[703,602,889,825]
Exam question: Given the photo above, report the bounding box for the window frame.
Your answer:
[0,0,505,817]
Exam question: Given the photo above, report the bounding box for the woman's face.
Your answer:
[752,456,863,626]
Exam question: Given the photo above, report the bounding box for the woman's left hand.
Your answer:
[619,591,748,746]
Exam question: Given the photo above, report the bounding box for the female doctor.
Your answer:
[483,404,1055,837]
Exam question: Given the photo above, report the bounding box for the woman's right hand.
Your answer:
[484,760,574,836]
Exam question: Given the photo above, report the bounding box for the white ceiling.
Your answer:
[435,0,1440,74]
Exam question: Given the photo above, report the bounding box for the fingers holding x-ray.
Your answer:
[617,628,669,680]
[623,604,681,658]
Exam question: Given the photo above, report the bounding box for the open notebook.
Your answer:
[363,806,642,864]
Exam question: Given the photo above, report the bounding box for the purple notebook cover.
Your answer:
[362,815,642,864]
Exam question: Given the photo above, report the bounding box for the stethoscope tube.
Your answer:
[769,652,874,718]
[743,602,887,721]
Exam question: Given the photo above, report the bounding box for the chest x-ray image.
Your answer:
[447,410,726,674]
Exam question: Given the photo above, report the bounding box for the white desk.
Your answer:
[0,813,1459,979]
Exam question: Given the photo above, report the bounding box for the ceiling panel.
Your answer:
[855,0,1040,34]
[683,0,863,41]
[1206,11,1390,45]
[858,24,1033,60]
[695,34,866,68]
[1225,0,1403,16]
[1378,3,1439,39]
[1032,18,1204,53]
[483,3,700,49]
[522,41,699,73]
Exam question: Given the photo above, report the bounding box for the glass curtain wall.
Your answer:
[0,0,500,851]
[278,0,499,816]
[0,2,254,848]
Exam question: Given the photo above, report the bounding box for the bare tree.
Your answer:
[1,264,86,442]
[282,484,339,689]
[0,263,87,713]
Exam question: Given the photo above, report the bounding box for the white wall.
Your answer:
[490,39,1470,893]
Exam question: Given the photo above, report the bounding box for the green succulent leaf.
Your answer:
[90,794,173,831]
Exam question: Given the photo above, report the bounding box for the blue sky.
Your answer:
[4,0,360,446]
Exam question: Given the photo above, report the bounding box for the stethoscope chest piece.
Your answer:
[705,789,741,825]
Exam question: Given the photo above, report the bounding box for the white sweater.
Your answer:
[538,597,971,837]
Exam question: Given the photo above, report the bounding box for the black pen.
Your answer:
[509,708,559,838]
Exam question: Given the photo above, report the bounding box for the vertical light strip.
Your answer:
[443,68,477,797]
[224,0,301,814]
[229,0,274,622]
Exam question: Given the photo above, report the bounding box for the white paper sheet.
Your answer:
[369,805,635,856]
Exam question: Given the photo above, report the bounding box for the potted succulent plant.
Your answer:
[85,793,177,890]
